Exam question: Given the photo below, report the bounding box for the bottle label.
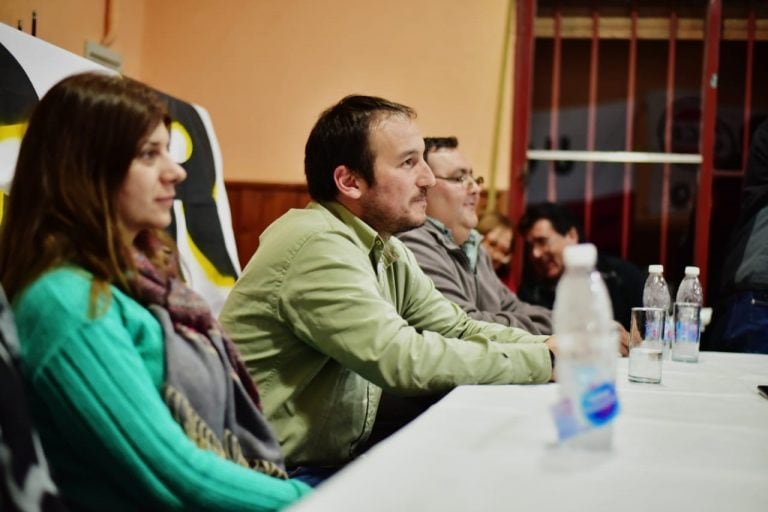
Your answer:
[581,382,619,426]
[675,321,700,343]
[551,380,619,441]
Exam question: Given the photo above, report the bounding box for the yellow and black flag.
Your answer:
[0,23,240,314]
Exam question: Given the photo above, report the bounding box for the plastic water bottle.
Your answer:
[673,266,704,360]
[676,266,703,305]
[643,265,671,310]
[552,243,620,451]
[642,265,672,356]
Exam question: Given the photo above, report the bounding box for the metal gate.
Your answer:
[509,0,767,302]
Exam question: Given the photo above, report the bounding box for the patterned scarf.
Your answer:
[131,248,287,479]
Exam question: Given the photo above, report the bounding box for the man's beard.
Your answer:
[359,192,427,238]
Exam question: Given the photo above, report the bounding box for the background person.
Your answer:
[708,118,768,354]
[477,211,515,281]
[0,72,310,511]
[517,201,643,333]
[398,136,551,334]
[219,96,558,483]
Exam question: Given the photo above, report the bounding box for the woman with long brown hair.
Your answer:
[0,72,311,510]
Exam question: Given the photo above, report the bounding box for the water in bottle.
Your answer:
[676,266,703,305]
[551,243,619,451]
[673,266,704,362]
[642,264,672,357]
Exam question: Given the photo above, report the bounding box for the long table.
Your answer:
[290,352,768,511]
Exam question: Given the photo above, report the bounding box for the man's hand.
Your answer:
[616,322,630,357]
[545,336,558,381]
[543,327,626,382]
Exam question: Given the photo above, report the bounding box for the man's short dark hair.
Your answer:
[304,95,416,202]
[518,202,582,240]
[423,137,458,163]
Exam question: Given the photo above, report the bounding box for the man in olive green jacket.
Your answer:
[219,96,556,482]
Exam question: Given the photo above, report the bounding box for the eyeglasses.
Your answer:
[433,174,484,188]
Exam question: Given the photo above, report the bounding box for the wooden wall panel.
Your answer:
[225,181,310,267]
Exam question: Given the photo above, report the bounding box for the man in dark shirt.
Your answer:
[517,202,644,331]
[708,118,768,354]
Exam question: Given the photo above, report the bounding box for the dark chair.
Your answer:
[0,286,67,511]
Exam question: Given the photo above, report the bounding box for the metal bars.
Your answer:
[548,8,561,202]
[527,150,702,164]
[622,7,638,259]
[742,8,756,171]
[584,9,599,240]
[694,0,723,297]
[660,10,678,266]
[511,0,728,294]
[508,0,536,289]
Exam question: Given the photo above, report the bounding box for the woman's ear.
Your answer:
[333,165,363,200]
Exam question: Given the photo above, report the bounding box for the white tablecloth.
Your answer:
[290,352,768,511]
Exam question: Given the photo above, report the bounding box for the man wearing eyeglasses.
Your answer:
[220,97,558,485]
[397,137,552,335]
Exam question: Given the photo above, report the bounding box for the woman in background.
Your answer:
[0,72,310,511]
[477,211,514,282]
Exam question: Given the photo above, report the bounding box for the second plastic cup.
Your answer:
[672,302,701,363]
[628,307,665,383]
